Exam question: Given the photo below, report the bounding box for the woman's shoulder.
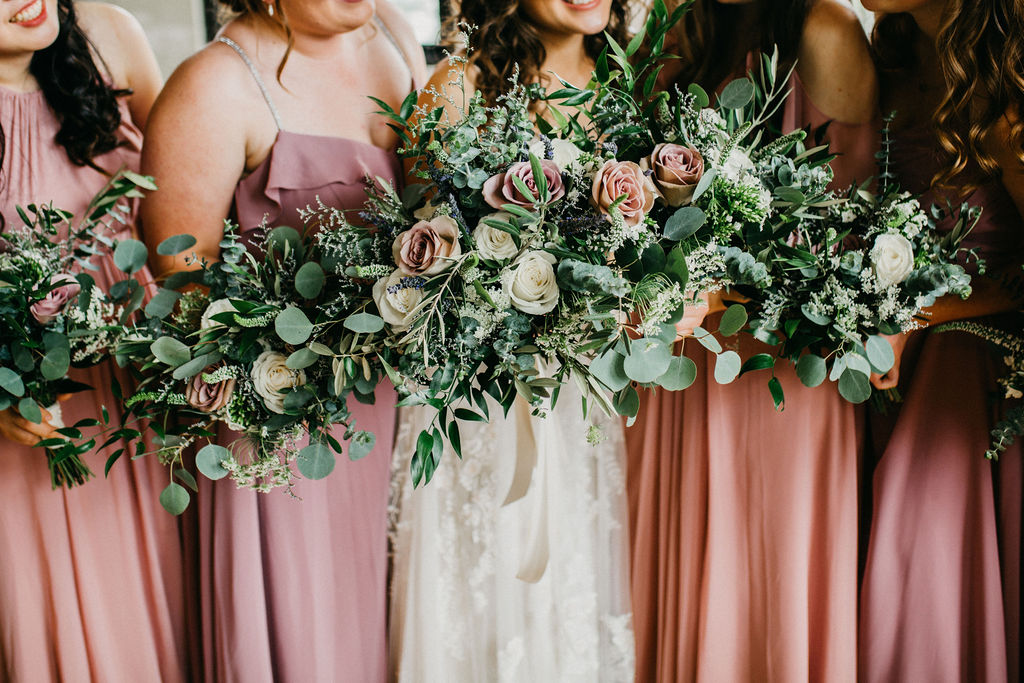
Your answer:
[75,2,150,88]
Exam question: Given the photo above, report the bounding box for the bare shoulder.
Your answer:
[75,2,150,86]
[155,35,262,121]
[796,0,878,124]
[374,0,428,83]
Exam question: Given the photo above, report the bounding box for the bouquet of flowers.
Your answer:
[115,221,385,513]
[0,172,152,487]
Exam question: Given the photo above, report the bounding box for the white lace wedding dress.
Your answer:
[388,383,636,683]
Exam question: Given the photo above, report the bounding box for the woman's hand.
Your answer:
[0,404,63,447]
[870,332,909,390]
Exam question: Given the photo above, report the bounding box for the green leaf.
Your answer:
[717,304,748,337]
[556,260,630,297]
[714,350,742,384]
[664,245,689,287]
[623,337,673,384]
[845,353,872,377]
[613,384,640,418]
[866,335,895,374]
[415,430,434,477]
[692,326,722,353]
[297,442,336,479]
[144,288,182,319]
[18,397,41,424]
[688,83,710,108]
[121,169,158,191]
[172,353,217,380]
[768,376,785,411]
[454,407,488,422]
[528,152,548,201]
[294,262,325,299]
[266,226,302,257]
[663,206,707,241]
[795,353,827,387]
[159,483,190,515]
[656,355,698,391]
[275,306,314,345]
[343,312,386,334]
[286,348,319,370]
[838,368,872,404]
[719,78,755,109]
[692,168,717,203]
[348,431,376,461]
[40,346,70,380]
[196,444,231,480]
[156,234,197,256]
[151,336,191,367]
[113,239,148,274]
[174,468,199,492]
[0,367,25,397]
[739,353,775,375]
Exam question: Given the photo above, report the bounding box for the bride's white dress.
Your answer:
[388,384,636,683]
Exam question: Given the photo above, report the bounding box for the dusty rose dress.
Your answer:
[188,36,402,683]
[625,75,879,683]
[0,87,188,681]
[858,125,1023,683]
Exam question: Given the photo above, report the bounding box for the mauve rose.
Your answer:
[30,274,81,324]
[591,160,657,227]
[185,367,236,413]
[641,143,704,207]
[482,160,565,209]
[393,216,463,276]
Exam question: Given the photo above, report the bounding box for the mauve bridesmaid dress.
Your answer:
[0,87,188,682]
[625,74,879,683]
[188,36,402,683]
[858,124,1023,683]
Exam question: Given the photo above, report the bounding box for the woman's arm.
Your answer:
[139,46,257,278]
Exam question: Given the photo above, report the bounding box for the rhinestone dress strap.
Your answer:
[216,36,283,131]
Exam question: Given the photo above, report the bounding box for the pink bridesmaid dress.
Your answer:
[189,35,402,683]
[0,87,188,681]
[859,124,1023,683]
[625,74,878,683]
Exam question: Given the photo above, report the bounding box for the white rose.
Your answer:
[504,251,559,315]
[200,298,236,330]
[250,350,306,414]
[528,138,583,171]
[372,269,425,331]
[720,148,754,181]
[473,212,519,261]
[871,233,916,287]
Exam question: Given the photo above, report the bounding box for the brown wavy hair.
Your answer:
[873,1,1024,189]
[449,0,632,107]
[666,0,810,93]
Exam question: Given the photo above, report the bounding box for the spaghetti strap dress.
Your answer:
[858,123,1023,683]
[624,73,879,683]
[0,86,188,682]
[188,30,405,683]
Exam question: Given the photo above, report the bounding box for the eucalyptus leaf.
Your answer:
[40,346,70,381]
[275,306,314,345]
[144,288,182,319]
[113,239,148,274]
[159,483,190,515]
[156,234,197,256]
[714,350,742,384]
[656,355,698,391]
[344,312,385,334]
[663,206,706,241]
[720,78,755,109]
[17,397,41,424]
[692,326,722,353]
[286,347,319,370]
[297,442,336,479]
[795,353,827,388]
[348,431,376,461]
[172,353,218,380]
[0,367,25,397]
[866,335,895,374]
[590,350,630,392]
[623,337,672,384]
[838,368,872,404]
[196,444,231,480]
[717,304,748,337]
[613,385,640,418]
[294,262,326,299]
[151,336,191,367]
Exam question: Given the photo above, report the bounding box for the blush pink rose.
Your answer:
[641,143,704,207]
[30,274,81,324]
[591,160,657,227]
[482,160,566,209]
[185,367,236,413]
[392,215,463,276]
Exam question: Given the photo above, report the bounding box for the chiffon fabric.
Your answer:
[858,125,1024,683]
[389,386,636,682]
[625,74,879,683]
[187,39,403,682]
[0,86,188,682]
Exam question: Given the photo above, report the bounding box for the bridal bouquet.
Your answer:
[115,222,383,513]
[0,172,151,487]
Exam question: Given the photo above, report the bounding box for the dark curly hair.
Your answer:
[666,0,810,93]
[0,0,129,226]
[872,1,1024,190]
[448,0,633,107]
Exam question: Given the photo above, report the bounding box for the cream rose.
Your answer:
[505,251,559,315]
[200,298,237,330]
[393,215,463,277]
[591,159,657,227]
[250,351,306,414]
[373,269,426,331]
[473,212,519,261]
[641,143,704,207]
[528,139,584,171]
[870,233,916,287]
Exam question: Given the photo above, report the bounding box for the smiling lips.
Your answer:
[561,0,601,8]
[9,0,46,25]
